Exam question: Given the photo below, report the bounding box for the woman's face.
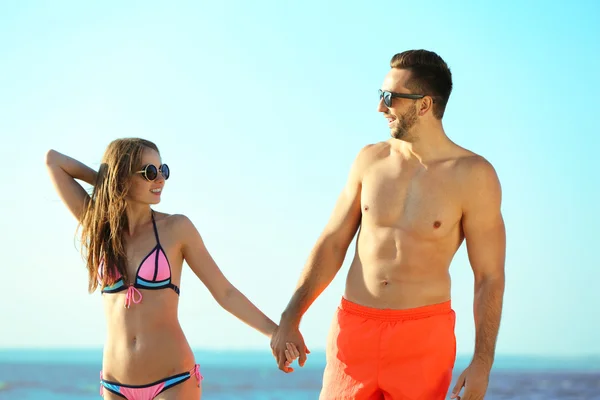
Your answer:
[127,148,167,205]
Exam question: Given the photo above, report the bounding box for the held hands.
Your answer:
[450,360,491,400]
[270,324,310,373]
[282,342,300,369]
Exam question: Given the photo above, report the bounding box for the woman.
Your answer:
[45,138,298,400]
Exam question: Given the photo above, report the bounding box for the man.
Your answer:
[270,49,506,400]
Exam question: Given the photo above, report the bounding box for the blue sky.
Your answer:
[1,1,598,356]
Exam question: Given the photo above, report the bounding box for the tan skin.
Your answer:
[46,147,299,399]
[271,68,505,399]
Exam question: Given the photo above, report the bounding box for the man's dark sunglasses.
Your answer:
[135,164,170,181]
[379,89,426,107]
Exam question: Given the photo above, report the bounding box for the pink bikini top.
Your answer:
[99,211,179,308]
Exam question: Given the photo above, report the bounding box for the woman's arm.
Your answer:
[175,214,278,338]
[45,149,97,220]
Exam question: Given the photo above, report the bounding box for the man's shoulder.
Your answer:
[344,142,390,180]
[452,150,502,200]
[454,150,498,180]
[355,141,390,164]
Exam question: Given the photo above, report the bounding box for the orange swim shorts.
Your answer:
[319,297,456,400]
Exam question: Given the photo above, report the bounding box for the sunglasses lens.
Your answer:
[384,92,392,107]
[378,90,392,107]
[161,164,170,180]
[145,165,158,181]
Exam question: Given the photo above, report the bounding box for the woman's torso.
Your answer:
[100,212,195,383]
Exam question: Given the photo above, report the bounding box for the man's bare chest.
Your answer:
[360,164,463,239]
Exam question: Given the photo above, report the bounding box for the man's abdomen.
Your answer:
[344,225,457,309]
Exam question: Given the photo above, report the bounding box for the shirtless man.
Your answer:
[270,49,506,400]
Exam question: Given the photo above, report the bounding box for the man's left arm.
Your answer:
[462,158,506,370]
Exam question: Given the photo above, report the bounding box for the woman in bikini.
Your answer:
[45,138,299,400]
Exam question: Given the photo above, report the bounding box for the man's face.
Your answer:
[378,68,420,141]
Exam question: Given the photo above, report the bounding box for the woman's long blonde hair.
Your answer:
[80,138,160,293]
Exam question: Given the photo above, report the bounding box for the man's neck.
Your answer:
[390,122,453,164]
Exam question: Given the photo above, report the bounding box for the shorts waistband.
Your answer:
[339,297,452,321]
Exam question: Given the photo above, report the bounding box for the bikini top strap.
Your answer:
[150,210,161,246]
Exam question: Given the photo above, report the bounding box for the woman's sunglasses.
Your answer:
[135,164,170,181]
[378,89,427,107]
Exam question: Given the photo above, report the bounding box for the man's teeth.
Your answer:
[151,189,161,193]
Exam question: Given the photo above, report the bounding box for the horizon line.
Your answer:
[0,347,598,359]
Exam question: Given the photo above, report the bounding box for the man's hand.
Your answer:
[270,324,310,373]
[450,360,491,400]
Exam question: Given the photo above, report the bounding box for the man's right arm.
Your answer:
[271,145,372,370]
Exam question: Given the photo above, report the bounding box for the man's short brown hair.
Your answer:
[390,50,453,119]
